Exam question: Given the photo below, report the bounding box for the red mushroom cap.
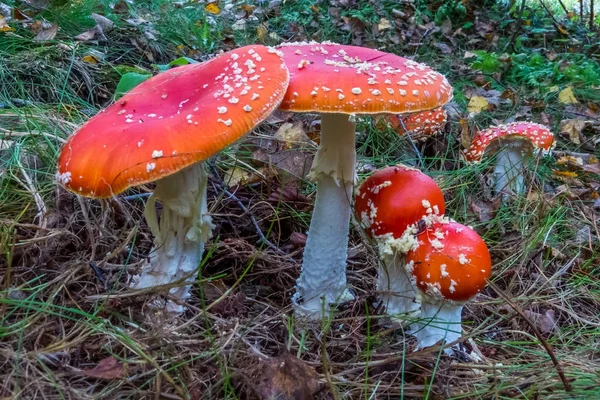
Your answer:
[355,165,445,239]
[463,122,555,164]
[276,42,453,114]
[406,221,491,302]
[379,107,447,138]
[56,45,289,198]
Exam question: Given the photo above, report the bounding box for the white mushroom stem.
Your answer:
[293,113,356,317]
[493,142,529,197]
[409,300,463,354]
[377,252,420,320]
[132,162,214,314]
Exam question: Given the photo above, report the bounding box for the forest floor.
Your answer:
[1,0,600,398]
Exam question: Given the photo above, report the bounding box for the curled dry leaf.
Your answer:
[33,22,57,41]
[560,119,587,145]
[523,309,557,335]
[274,122,310,150]
[74,13,114,41]
[78,356,127,379]
[251,352,322,400]
[0,16,13,32]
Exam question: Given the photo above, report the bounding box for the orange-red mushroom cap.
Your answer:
[379,107,447,138]
[463,122,555,164]
[57,45,289,198]
[355,165,445,239]
[407,221,491,302]
[277,42,453,114]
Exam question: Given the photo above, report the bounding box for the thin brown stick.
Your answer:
[486,280,572,392]
[556,0,569,14]
[591,0,595,29]
[505,0,527,51]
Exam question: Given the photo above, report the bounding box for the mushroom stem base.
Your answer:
[493,143,526,198]
[409,301,463,353]
[377,253,420,321]
[132,163,214,314]
[293,113,356,317]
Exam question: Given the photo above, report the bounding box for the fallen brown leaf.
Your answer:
[252,352,322,400]
[523,309,557,335]
[33,21,57,41]
[560,119,587,145]
[78,356,127,379]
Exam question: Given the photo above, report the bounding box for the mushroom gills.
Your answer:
[132,162,214,313]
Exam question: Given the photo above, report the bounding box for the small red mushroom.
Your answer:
[405,221,492,350]
[463,122,555,198]
[355,165,445,240]
[379,107,448,139]
[354,165,446,318]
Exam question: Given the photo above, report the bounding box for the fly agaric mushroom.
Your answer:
[56,45,289,312]
[379,107,447,139]
[463,122,555,198]
[355,165,445,318]
[406,221,491,350]
[277,41,453,316]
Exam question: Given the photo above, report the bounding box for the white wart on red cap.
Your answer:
[277,42,453,114]
[57,45,289,198]
[464,121,555,164]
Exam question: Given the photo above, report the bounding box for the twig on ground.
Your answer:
[486,280,573,393]
[505,0,527,51]
[556,0,569,15]
[13,156,47,230]
[208,163,284,254]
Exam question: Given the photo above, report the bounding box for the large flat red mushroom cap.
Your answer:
[355,165,446,238]
[407,221,491,302]
[57,45,289,198]
[463,121,555,164]
[276,42,453,114]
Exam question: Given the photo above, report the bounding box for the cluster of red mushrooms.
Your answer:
[55,41,556,351]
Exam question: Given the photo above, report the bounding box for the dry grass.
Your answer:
[2,0,600,398]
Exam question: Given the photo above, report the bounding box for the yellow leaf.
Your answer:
[378,18,391,31]
[223,166,265,188]
[81,55,99,64]
[558,86,578,104]
[205,2,220,15]
[553,170,578,178]
[560,118,586,145]
[256,24,268,41]
[547,86,559,93]
[0,17,14,32]
[467,95,489,114]
[274,123,310,149]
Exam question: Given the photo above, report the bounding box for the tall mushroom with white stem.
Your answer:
[463,122,555,199]
[56,45,289,313]
[354,165,445,319]
[276,41,453,317]
[405,221,491,352]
